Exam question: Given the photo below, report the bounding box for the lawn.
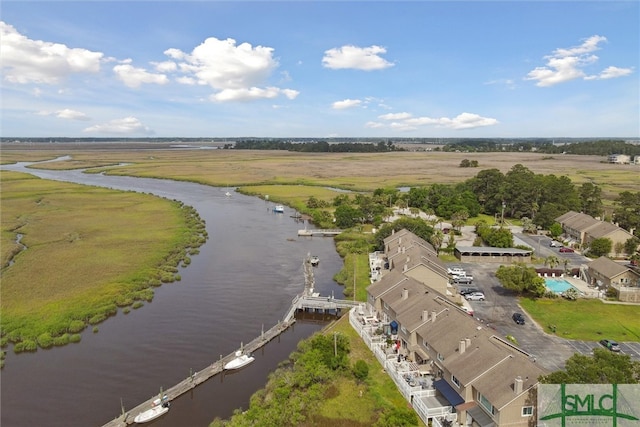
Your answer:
[520,297,640,341]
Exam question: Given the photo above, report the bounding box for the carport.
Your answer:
[454,246,532,263]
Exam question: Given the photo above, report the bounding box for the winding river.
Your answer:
[0,161,346,427]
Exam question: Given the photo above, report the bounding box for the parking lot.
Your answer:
[449,253,640,372]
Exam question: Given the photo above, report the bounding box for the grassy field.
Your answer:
[317,315,426,426]
[520,297,640,341]
[0,171,205,352]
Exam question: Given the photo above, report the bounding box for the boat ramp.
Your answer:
[101,255,360,427]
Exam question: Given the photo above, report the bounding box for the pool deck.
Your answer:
[564,276,602,297]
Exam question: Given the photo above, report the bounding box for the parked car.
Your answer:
[459,288,480,296]
[465,292,485,301]
[550,241,562,247]
[448,267,465,276]
[599,339,621,352]
[454,276,473,285]
[559,247,575,253]
[512,313,525,325]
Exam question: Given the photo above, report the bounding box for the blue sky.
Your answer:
[1,1,638,138]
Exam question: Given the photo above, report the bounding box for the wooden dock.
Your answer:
[101,320,294,427]
[101,254,356,426]
[297,228,342,236]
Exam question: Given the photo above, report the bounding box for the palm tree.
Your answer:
[429,230,444,254]
[545,255,560,270]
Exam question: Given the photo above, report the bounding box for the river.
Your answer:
[0,162,346,427]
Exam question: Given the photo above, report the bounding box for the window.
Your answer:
[437,353,444,362]
[451,375,460,388]
[383,302,389,310]
[522,406,533,417]
[477,391,496,416]
[400,325,407,334]
[422,338,429,350]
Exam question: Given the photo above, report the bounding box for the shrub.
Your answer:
[353,359,369,381]
[132,301,144,309]
[69,334,82,343]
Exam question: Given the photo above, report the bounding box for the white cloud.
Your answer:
[365,121,384,128]
[56,108,91,121]
[152,60,178,73]
[0,21,103,84]
[371,112,498,130]
[83,116,153,135]
[166,37,296,102]
[113,63,169,88]
[379,112,412,120]
[586,65,634,80]
[525,35,632,87]
[210,87,299,102]
[332,99,362,110]
[322,45,394,70]
[37,108,91,120]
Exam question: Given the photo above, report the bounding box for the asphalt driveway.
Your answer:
[450,260,639,373]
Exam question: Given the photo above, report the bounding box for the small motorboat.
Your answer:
[273,205,284,213]
[310,256,320,266]
[224,350,255,370]
[134,402,170,424]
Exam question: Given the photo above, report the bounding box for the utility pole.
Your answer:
[501,201,506,226]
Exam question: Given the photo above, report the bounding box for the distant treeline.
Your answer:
[231,139,404,152]
[442,139,640,156]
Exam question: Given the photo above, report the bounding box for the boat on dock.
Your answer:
[133,402,170,424]
[224,350,255,370]
[273,205,284,213]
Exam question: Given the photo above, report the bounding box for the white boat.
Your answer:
[134,402,170,423]
[225,191,232,197]
[310,256,320,266]
[224,350,255,370]
[273,205,284,213]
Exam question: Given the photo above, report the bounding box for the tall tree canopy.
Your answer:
[540,348,640,384]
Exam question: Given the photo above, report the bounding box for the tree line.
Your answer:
[440,139,640,156]
[231,139,403,152]
[304,164,640,244]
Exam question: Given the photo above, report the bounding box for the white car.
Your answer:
[549,241,562,247]
[465,292,485,301]
[448,267,466,276]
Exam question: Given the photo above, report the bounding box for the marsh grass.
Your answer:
[0,171,206,352]
[520,298,640,341]
[6,149,637,199]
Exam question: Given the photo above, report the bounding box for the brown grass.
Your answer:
[2,148,638,198]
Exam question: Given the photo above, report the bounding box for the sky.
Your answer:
[1,1,638,138]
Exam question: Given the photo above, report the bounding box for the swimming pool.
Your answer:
[545,278,578,293]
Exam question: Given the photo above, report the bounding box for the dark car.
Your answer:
[459,288,479,296]
[454,276,473,285]
[599,339,621,352]
[559,247,575,253]
[512,313,525,325]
